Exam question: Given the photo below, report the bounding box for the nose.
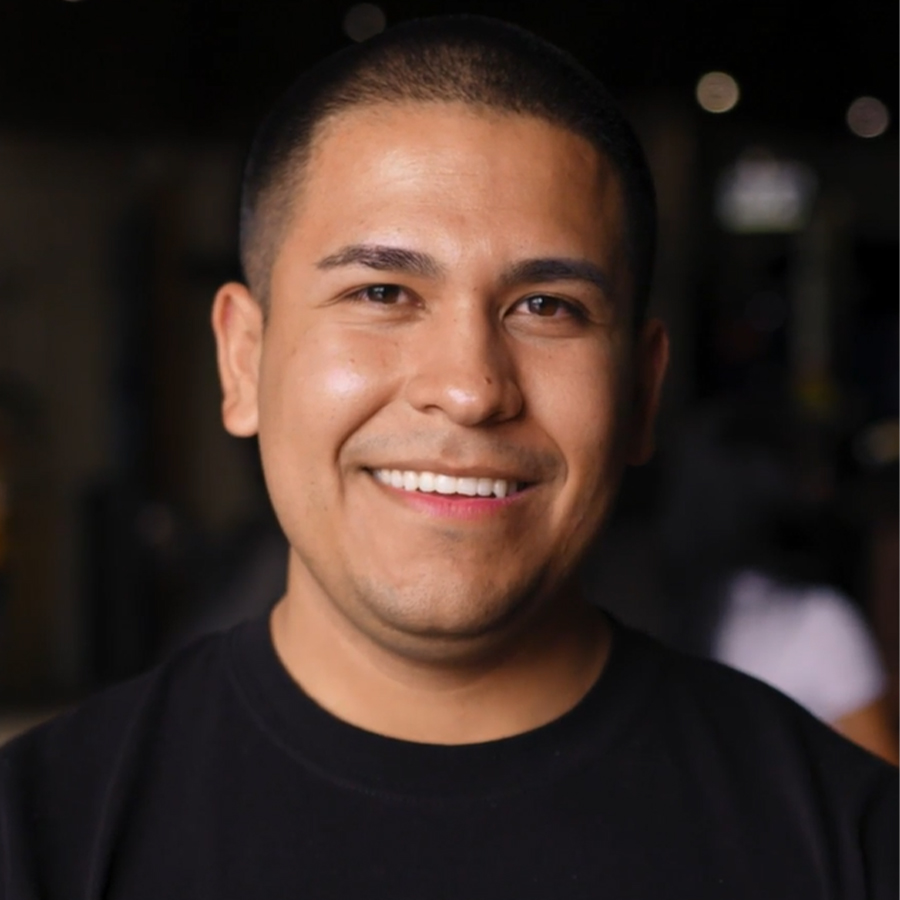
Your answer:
[404,306,524,427]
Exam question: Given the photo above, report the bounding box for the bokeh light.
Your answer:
[846,96,890,138]
[716,154,817,233]
[696,72,740,114]
[343,4,386,43]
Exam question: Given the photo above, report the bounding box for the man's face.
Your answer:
[215,103,666,660]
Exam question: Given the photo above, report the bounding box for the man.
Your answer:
[0,16,896,899]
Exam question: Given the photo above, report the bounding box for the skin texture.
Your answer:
[212,103,668,744]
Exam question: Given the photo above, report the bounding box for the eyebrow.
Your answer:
[315,243,611,296]
[316,244,444,279]
[500,257,611,296]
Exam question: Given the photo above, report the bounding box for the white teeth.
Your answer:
[457,477,478,496]
[435,473,456,495]
[371,469,519,499]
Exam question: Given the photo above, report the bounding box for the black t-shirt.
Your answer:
[1,615,896,899]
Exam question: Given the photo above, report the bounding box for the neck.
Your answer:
[270,570,612,745]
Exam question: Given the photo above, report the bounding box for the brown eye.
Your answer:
[363,285,403,304]
[525,295,563,317]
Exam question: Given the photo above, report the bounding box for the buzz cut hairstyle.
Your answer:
[239,15,657,323]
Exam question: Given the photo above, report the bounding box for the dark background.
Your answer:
[3,0,896,138]
[0,0,896,711]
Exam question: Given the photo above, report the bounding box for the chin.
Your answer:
[352,569,555,655]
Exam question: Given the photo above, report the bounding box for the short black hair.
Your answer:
[240,15,657,322]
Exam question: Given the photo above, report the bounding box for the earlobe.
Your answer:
[211,282,264,437]
[626,318,669,466]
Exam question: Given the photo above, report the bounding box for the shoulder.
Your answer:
[0,625,237,827]
[640,634,899,899]
[4,625,231,762]
[622,622,894,785]
[0,624,248,891]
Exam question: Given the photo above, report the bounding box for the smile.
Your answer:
[370,468,524,499]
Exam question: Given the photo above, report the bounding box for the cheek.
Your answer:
[257,331,399,540]
[259,328,399,456]
[306,360,375,438]
[524,342,626,459]
[321,364,370,400]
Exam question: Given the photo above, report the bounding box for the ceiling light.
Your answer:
[343,4,386,42]
[696,72,740,114]
[846,97,890,138]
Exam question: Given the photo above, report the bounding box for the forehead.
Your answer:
[274,102,629,291]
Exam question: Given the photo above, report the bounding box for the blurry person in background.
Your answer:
[0,17,896,899]
[658,400,898,763]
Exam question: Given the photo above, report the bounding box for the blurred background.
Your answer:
[0,0,896,753]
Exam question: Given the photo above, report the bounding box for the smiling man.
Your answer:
[1,16,896,900]
[216,94,663,747]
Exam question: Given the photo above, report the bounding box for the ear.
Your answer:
[625,317,669,466]
[211,282,264,437]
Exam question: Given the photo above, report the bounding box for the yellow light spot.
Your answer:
[696,72,740,114]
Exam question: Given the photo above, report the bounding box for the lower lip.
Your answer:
[371,477,529,520]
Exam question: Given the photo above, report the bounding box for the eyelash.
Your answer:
[349,285,410,305]
[346,284,587,322]
[516,294,586,321]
